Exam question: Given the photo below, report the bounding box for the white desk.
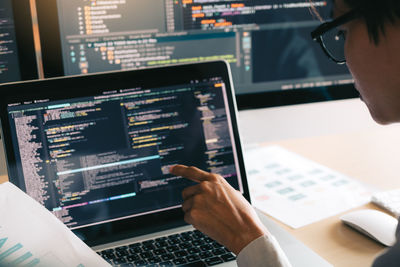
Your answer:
[263,128,400,267]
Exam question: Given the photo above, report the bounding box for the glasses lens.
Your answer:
[321,27,346,62]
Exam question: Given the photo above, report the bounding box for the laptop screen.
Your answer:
[4,64,244,231]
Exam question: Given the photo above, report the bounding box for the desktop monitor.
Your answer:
[0,0,38,84]
[36,0,358,109]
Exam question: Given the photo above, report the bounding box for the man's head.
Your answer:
[317,0,400,124]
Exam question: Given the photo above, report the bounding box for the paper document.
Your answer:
[245,146,373,229]
[0,182,110,267]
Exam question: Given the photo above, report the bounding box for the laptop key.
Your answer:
[155,241,168,248]
[193,230,204,238]
[192,239,205,247]
[129,247,142,254]
[168,238,181,245]
[166,245,180,252]
[140,251,153,259]
[199,251,213,259]
[159,261,173,266]
[100,252,115,260]
[142,240,155,245]
[115,246,128,251]
[204,237,214,243]
[133,259,148,266]
[161,254,175,261]
[113,257,127,264]
[126,254,140,262]
[211,242,223,248]
[142,244,155,251]
[173,258,187,265]
[182,261,207,267]
[180,235,193,242]
[174,250,188,257]
[104,252,118,260]
[147,256,161,264]
[220,253,236,262]
[153,248,167,255]
[187,247,201,254]
[186,254,200,262]
[169,234,181,239]
[115,250,129,257]
[179,242,193,249]
[204,256,223,266]
[200,244,213,251]
[212,248,225,256]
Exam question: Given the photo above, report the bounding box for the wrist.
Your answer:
[230,224,268,255]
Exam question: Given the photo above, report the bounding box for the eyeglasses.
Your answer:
[311,9,360,64]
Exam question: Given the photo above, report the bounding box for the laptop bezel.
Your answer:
[0,61,250,246]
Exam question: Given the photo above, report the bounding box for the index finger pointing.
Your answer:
[170,165,215,183]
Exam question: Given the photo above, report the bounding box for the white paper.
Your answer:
[0,182,110,267]
[245,146,373,229]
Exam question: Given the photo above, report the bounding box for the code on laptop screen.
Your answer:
[7,77,242,229]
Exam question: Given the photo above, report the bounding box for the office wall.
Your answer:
[238,98,393,146]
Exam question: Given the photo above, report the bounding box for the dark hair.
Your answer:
[347,0,400,43]
[312,0,400,43]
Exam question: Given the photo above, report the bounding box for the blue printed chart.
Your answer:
[0,236,39,266]
[0,182,110,267]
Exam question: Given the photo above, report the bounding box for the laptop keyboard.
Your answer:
[97,230,236,266]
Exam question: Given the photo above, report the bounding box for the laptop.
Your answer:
[0,61,332,267]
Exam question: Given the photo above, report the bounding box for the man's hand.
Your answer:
[170,164,269,255]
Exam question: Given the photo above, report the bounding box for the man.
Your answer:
[169,0,400,266]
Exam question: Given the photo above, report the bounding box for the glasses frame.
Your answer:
[311,9,360,64]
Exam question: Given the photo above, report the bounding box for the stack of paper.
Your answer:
[245,146,373,229]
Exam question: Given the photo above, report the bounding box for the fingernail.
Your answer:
[169,165,175,173]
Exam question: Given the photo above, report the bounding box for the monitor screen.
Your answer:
[6,72,243,230]
[37,0,357,108]
[0,0,38,84]
[0,0,22,83]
